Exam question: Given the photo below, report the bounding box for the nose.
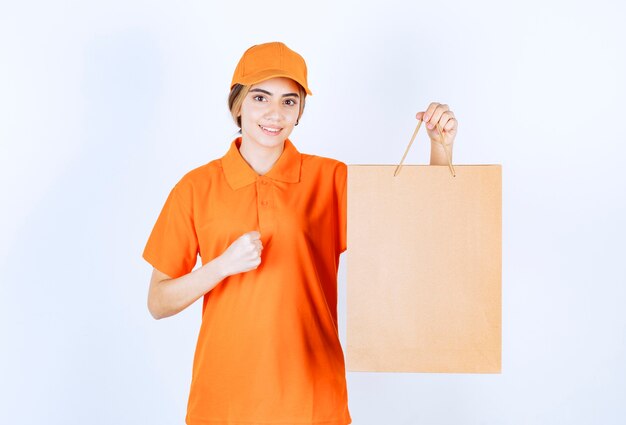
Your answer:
[263,102,284,122]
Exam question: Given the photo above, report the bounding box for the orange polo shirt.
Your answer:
[142,136,351,425]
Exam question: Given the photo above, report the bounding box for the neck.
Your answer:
[238,136,285,176]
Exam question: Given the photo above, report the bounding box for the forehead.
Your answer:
[250,77,300,93]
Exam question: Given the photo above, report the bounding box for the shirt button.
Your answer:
[261,180,269,185]
[261,200,269,206]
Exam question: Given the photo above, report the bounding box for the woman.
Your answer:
[142,41,457,425]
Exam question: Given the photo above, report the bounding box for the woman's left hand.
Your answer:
[415,102,458,147]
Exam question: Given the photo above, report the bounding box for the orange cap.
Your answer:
[230,41,313,95]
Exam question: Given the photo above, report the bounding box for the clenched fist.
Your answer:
[217,231,263,277]
[415,102,458,147]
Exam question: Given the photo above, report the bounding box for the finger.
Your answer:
[442,110,456,132]
[423,102,441,124]
[426,104,449,129]
[437,111,454,132]
[443,117,457,133]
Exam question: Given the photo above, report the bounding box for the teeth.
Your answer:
[261,125,280,133]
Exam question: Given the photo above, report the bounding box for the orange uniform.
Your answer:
[143,136,351,425]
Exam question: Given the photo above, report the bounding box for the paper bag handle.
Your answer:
[394,120,456,177]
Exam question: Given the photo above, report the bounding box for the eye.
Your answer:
[253,95,266,102]
[284,98,297,106]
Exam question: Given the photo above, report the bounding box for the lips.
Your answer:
[259,124,282,135]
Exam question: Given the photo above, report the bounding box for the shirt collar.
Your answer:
[221,136,302,190]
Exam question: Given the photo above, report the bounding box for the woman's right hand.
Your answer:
[216,231,263,278]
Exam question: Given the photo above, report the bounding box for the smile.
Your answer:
[259,125,282,135]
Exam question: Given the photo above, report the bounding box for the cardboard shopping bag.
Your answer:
[346,121,502,373]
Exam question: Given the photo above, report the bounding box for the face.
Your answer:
[238,77,301,149]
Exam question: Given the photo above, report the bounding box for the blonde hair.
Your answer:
[228,82,307,131]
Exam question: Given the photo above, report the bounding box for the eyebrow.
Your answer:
[249,88,300,98]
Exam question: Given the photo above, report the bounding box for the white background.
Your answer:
[1,1,625,424]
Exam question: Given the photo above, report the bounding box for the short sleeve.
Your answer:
[142,181,199,278]
[335,161,347,254]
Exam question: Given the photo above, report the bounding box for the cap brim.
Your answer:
[232,69,313,95]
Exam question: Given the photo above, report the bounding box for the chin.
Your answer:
[258,137,287,148]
